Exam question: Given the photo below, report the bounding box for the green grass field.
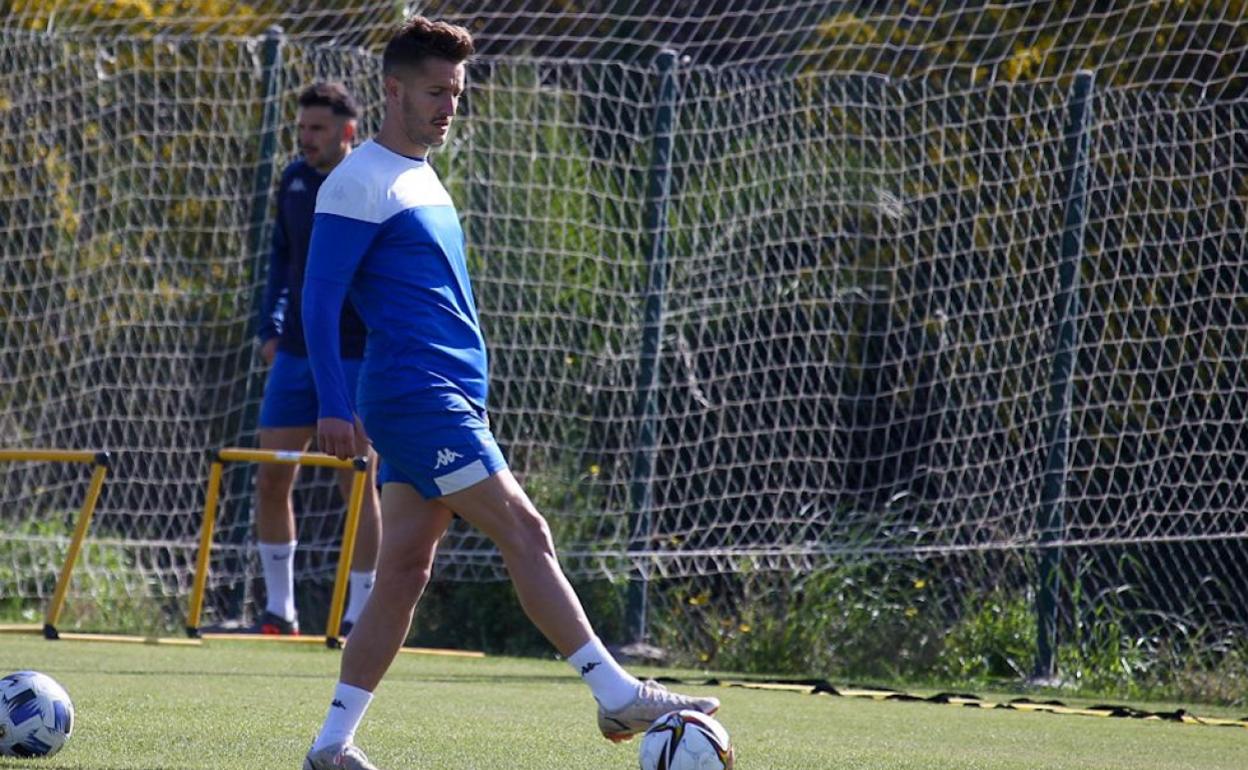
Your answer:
[0,634,1243,769]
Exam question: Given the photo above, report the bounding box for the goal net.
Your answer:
[1,2,1245,669]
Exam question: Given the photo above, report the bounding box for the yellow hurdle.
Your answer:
[0,448,111,640]
[185,448,368,649]
[324,462,368,647]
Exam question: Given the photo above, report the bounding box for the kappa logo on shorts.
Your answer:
[434,448,463,469]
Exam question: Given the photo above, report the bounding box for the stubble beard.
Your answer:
[401,100,448,151]
[407,122,445,151]
[306,145,344,173]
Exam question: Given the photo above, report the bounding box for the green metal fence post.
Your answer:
[221,26,285,620]
[1034,69,1095,681]
[625,49,679,645]
[246,28,286,287]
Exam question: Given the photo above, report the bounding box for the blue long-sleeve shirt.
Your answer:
[301,140,488,421]
[258,159,367,359]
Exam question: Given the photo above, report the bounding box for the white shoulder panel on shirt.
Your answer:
[315,140,452,224]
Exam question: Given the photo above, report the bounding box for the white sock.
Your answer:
[567,637,641,711]
[258,540,297,621]
[311,682,373,751]
[344,570,376,624]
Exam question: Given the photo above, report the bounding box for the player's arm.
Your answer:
[303,211,379,459]
[257,183,291,364]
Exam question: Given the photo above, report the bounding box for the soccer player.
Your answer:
[252,82,381,637]
[299,17,719,770]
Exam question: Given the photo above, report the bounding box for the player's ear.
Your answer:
[383,72,402,103]
[342,119,357,144]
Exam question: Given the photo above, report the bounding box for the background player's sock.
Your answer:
[344,570,376,625]
[567,636,641,710]
[259,539,297,621]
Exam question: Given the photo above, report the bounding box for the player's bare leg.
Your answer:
[440,469,719,741]
[339,484,452,690]
[440,469,591,654]
[255,426,314,634]
[308,485,452,767]
[256,426,313,542]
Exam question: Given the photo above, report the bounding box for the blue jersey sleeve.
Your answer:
[257,185,291,342]
[303,212,380,420]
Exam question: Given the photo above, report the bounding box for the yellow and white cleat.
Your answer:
[597,679,720,743]
[302,743,380,770]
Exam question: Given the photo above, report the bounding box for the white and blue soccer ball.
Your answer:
[0,671,74,758]
[639,709,734,770]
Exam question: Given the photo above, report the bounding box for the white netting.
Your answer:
[3,2,1246,96]
[0,3,1246,648]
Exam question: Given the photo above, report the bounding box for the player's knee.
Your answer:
[493,500,555,557]
[381,548,436,588]
[376,556,434,605]
[254,464,294,502]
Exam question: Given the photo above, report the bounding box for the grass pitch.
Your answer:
[0,634,1243,769]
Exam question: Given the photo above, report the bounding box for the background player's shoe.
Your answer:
[303,743,379,770]
[337,620,353,639]
[597,679,720,742]
[253,610,299,636]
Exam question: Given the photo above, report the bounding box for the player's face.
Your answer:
[392,58,465,155]
[297,105,353,173]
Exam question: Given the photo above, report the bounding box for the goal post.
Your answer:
[0,449,110,640]
[185,448,369,649]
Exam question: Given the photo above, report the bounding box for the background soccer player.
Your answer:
[298,17,719,770]
[252,82,381,637]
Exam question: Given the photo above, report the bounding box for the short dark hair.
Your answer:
[383,16,475,74]
[297,82,360,119]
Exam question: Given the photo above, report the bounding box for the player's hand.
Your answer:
[259,338,278,366]
[317,416,369,460]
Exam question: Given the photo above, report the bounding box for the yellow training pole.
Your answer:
[0,448,101,464]
[186,459,224,637]
[218,447,358,470]
[43,455,111,639]
[324,457,369,648]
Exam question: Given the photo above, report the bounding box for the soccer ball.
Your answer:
[0,671,74,758]
[639,709,734,770]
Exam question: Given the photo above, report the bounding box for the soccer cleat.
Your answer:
[254,610,300,636]
[302,743,379,770]
[337,620,353,639]
[597,679,720,743]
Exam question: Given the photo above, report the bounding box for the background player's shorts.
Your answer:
[361,403,507,499]
[258,350,365,429]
